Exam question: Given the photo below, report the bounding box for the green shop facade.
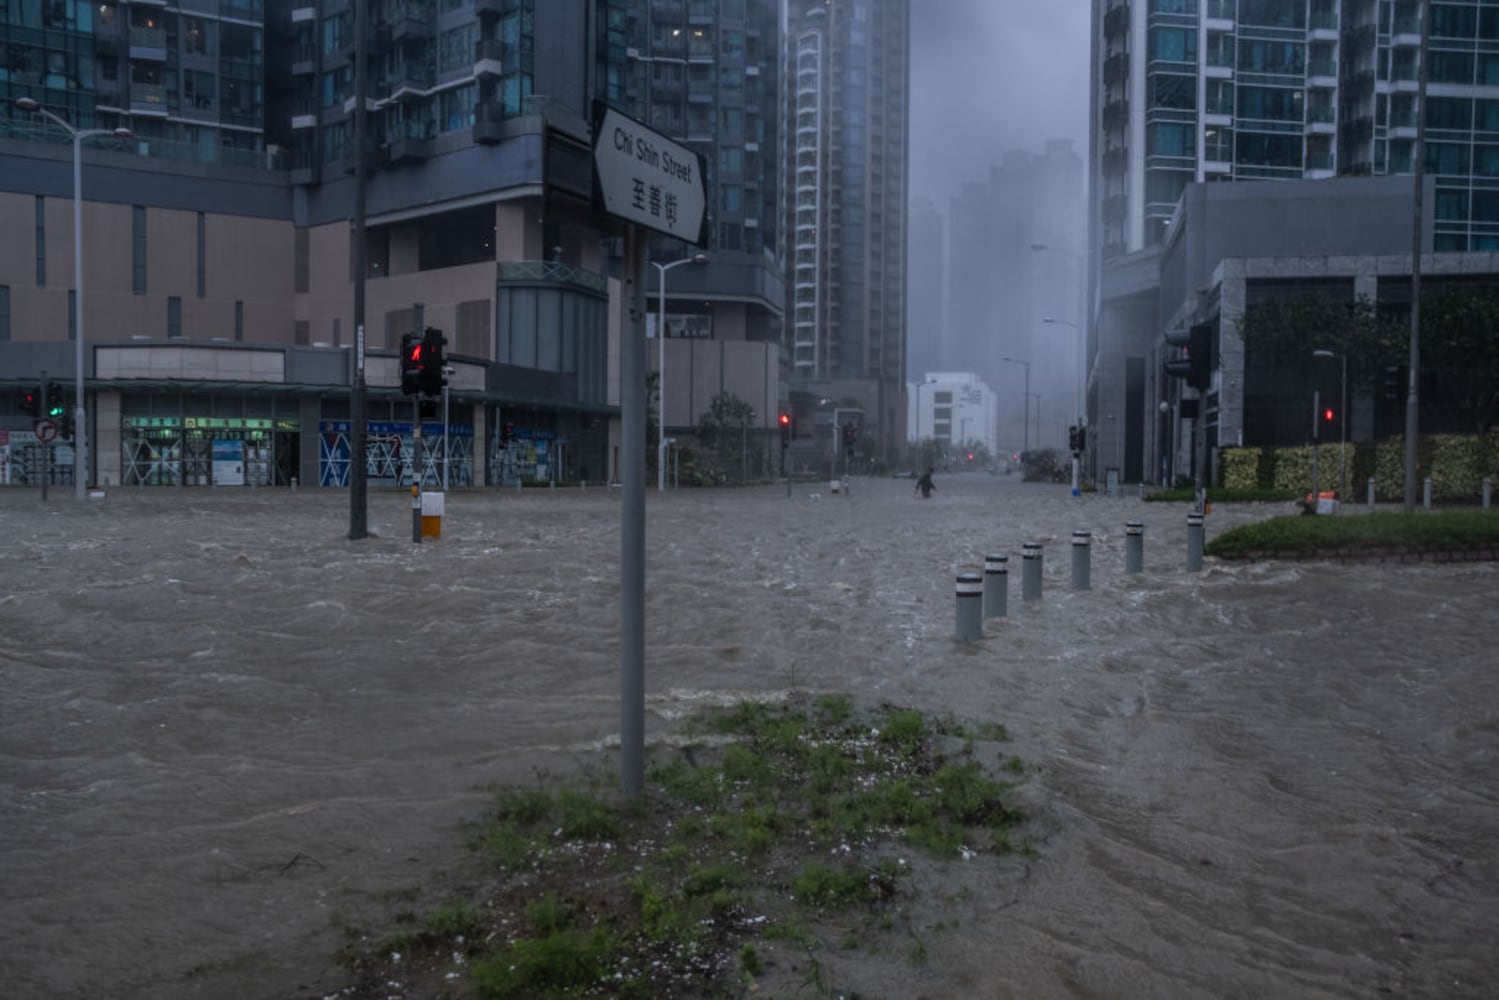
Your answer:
[3,337,616,491]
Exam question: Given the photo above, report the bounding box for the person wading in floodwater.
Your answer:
[914,468,936,499]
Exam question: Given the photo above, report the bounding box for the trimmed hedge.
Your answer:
[1220,432,1499,502]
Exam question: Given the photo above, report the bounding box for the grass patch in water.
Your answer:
[335,695,1030,998]
[1205,509,1499,558]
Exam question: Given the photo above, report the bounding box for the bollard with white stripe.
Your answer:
[1186,512,1204,572]
[955,571,983,641]
[983,554,1008,619]
[1021,542,1043,602]
[1367,476,1376,511]
[1484,477,1492,510]
[1424,476,1433,510]
[1125,521,1144,575]
[1071,531,1091,591]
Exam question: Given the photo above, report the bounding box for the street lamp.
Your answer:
[1312,348,1347,501]
[14,97,132,499]
[999,355,1032,454]
[651,252,707,493]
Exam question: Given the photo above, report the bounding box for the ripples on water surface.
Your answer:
[1,477,1496,998]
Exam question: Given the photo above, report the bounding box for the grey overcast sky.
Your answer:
[908,0,1091,205]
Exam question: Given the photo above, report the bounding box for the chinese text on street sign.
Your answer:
[592,102,708,245]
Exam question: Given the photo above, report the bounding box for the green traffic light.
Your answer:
[49,403,66,418]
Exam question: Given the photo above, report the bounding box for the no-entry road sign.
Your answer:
[592,102,707,245]
[33,418,58,443]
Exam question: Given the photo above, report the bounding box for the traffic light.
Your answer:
[1164,322,1213,391]
[47,383,65,419]
[778,412,791,448]
[419,326,446,396]
[20,387,40,416]
[1077,426,1086,452]
[400,332,424,395]
[1068,425,1080,454]
[59,412,74,441]
[841,422,856,452]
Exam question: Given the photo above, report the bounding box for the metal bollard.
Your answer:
[1021,542,1043,602]
[955,571,983,641]
[1071,531,1091,591]
[411,485,422,545]
[983,554,1009,619]
[290,476,298,492]
[1125,521,1144,575]
[1367,476,1375,511]
[1424,476,1433,510]
[1484,477,1492,510]
[1186,512,1203,572]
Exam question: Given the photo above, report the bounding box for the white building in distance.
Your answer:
[907,372,1000,458]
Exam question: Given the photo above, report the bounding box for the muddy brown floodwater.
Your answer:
[1,476,1496,999]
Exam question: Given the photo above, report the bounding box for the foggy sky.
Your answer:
[909,0,1091,205]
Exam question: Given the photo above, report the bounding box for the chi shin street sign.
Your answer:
[592,102,708,245]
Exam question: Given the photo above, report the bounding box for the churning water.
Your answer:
[2,476,1496,998]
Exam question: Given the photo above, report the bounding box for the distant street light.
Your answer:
[14,97,132,499]
[652,252,708,493]
[999,355,1032,453]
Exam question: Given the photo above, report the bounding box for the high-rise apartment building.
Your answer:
[783,0,909,465]
[1093,0,1499,258]
[616,0,784,452]
[1,1,785,489]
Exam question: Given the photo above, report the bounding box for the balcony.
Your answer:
[474,0,514,19]
[387,3,433,46]
[291,43,317,75]
[1104,53,1128,86]
[384,122,434,164]
[129,27,168,61]
[129,82,169,116]
[474,37,503,77]
[472,100,506,144]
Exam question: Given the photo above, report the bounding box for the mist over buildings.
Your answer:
[908,0,1091,451]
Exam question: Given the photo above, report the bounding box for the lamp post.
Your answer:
[1313,348,1347,500]
[999,355,1032,454]
[14,98,132,499]
[651,252,707,493]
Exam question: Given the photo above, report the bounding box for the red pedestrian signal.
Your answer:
[20,388,41,416]
[1324,407,1334,422]
[779,412,791,448]
[400,332,424,395]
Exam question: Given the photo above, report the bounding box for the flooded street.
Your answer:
[2,475,1496,998]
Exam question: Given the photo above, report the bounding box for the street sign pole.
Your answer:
[592,102,707,797]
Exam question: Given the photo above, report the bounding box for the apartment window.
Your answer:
[1425,142,1471,175]
[439,25,476,72]
[168,296,182,338]
[0,284,9,341]
[1430,51,1475,85]
[196,212,206,297]
[132,205,147,294]
[440,85,476,132]
[1147,122,1193,157]
[1431,3,1477,39]
[235,300,244,341]
[1436,189,1470,221]
[35,196,45,286]
[1147,27,1196,64]
[1150,73,1196,110]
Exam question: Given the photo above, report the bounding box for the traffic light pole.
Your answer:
[347,0,369,540]
[40,371,49,501]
